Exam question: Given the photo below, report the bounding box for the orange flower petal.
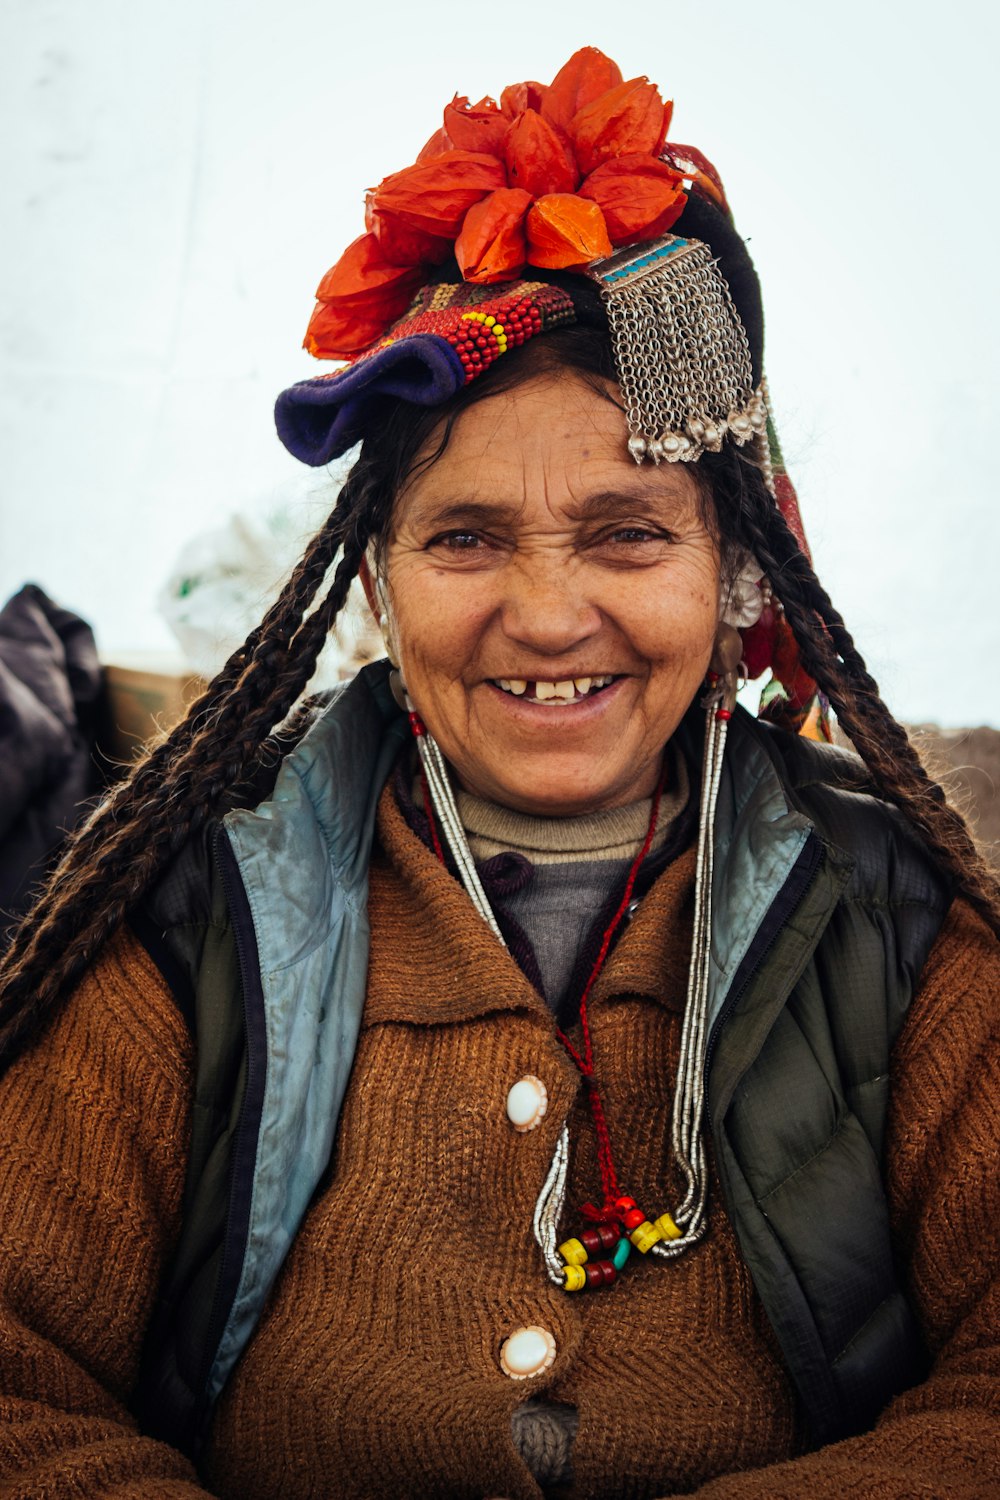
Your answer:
[365,193,451,267]
[372,150,507,237]
[579,154,686,242]
[314,233,425,308]
[304,298,404,360]
[455,188,532,284]
[443,94,509,158]
[500,81,547,119]
[571,78,671,175]
[505,110,578,196]
[416,126,452,162]
[526,194,612,269]
[542,47,623,135]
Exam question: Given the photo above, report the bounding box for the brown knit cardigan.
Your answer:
[0,784,998,1499]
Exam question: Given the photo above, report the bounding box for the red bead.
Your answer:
[585,1259,617,1288]
[595,1223,619,1251]
[615,1196,637,1215]
[582,1222,618,1251]
[622,1207,645,1232]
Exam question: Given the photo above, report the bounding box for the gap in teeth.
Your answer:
[496,675,613,699]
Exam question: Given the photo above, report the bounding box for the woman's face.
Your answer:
[366,370,722,817]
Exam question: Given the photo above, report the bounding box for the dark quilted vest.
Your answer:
[707,723,952,1446]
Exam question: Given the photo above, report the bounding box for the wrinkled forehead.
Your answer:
[393,371,708,531]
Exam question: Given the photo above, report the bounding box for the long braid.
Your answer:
[718,453,1000,938]
[0,483,374,1072]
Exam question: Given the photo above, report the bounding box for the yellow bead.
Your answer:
[629,1220,664,1254]
[654,1211,681,1241]
[493,322,505,336]
[558,1237,588,1265]
[561,1263,587,1292]
[484,315,496,326]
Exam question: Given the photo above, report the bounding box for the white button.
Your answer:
[505,1075,548,1132]
[499,1325,557,1380]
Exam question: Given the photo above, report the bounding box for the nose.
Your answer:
[498,555,602,657]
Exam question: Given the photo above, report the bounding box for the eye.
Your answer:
[431,531,484,550]
[424,529,506,567]
[588,524,677,562]
[609,526,664,544]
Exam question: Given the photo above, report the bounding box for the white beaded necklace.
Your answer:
[395,644,739,1282]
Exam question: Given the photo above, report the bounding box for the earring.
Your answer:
[709,622,743,718]
[720,553,767,631]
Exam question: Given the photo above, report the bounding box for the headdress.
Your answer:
[275,49,831,1290]
[274,47,824,738]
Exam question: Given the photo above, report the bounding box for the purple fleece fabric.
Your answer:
[274,334,466,466]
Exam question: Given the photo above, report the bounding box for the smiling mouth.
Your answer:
[492,674,617,705]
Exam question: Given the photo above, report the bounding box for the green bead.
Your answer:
[612,1236,631,1271]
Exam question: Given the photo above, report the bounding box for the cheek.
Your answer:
[632,578,719,664]
[390,575,491,682]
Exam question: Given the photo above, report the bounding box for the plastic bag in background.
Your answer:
[158,484,383,690]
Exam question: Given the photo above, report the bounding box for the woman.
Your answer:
[0,47,998,1500]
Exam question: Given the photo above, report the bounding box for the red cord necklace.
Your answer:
[418,740,672,1291]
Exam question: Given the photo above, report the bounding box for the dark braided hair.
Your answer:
[701,445,1000,938]
[2,324,997,1073]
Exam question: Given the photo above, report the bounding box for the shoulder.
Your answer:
[740,713,955,913]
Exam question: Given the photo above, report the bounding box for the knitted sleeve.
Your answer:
[0,928,214,1496]
[660,895,1000,1500]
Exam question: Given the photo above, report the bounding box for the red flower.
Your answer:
[455,188,532,283]
[365,193,451,268]
[442,95,510,158]
[371,151,507,238]
[305,233,424,359]
[526,194,612,269]
[541,47,623,134]
[571,78,671,175]
[579,154,685,242]
[505,111,578,196]
[304,49,693,360]
[500,80,548,118]
[416,126,451,163]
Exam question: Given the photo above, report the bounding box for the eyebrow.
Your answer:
[410,485,696,531]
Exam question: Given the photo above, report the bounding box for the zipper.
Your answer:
[194,827,270,1441]
[704,833,824,1130]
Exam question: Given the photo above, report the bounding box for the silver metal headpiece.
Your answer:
[587,234,768,465]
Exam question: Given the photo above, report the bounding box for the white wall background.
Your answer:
[1,0,997,726]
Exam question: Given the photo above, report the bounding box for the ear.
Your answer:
[357,552,381,623]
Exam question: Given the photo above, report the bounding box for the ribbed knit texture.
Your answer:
[456,749,689,866]
[0,929,203,1496]
[0,800,998,1496]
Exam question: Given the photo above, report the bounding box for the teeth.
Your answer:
[495,674,615,700]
